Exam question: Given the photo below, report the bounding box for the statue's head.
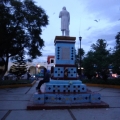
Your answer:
[62,6,66,10]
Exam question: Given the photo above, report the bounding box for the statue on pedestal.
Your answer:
[59,7,70,36]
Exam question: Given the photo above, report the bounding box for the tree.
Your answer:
[75,48,85,66]
[0,58,5,79]
[115,32,120,50]
[91,39,110,71]
[83,39,110,80]
[9,55,28,80]
[75,48,85,75]
[83,51,96,79]
[112,32,120,74]
[0,0,9,4]
[0,0,49,78]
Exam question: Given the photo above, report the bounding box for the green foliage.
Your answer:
[0,58,5,79]
[0,58,5,66]
[0,0,9,4]
[0,79,33,86]
[9,56,28,79]
[115,32,120,50]
[0,0,49,75]
[91,39,110,71]
[75,48,85,66]
[82,78,120,85]
[112,32,120,74]
[82,39,110,79]
[83,51,96,77]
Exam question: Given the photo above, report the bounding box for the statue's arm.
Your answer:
[68,12,70,24]
[59,11,62,18]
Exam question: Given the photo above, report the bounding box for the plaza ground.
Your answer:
[0,79,120,120]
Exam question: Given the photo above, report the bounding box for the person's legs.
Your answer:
[36,80,45,91]
[65,30,69,36]
[62,30,64,36]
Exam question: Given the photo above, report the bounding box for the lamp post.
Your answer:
[79,36,82,79]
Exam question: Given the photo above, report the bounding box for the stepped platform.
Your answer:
[27,101,109,110]
[27,36,109,110]
[27,80,109,110]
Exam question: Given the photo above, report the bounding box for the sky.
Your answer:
[33,0,120,63]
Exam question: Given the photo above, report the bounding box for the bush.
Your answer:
[0,79,34,86]
[81,78,120,85]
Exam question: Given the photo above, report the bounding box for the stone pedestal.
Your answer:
[33,36,101,104]
[29,36,109,109]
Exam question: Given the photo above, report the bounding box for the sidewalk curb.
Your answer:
[86,83,120,89]
[0,80,36,89]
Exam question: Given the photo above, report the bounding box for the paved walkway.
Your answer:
[0,80,120,120]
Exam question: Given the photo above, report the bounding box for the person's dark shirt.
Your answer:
[44,72,50,82]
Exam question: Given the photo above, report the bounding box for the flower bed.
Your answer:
[0,79,36,88]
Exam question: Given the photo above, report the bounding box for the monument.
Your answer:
[27,7,109,109]
[59,7,70,36]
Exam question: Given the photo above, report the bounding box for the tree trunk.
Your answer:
[0,57,9,80]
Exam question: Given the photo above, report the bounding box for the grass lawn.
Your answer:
[82,78,120,85]
[0,79,35,86]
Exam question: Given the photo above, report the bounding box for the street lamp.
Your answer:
[79,36,82,79]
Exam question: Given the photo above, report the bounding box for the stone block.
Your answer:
[81,94,90,103]
[80,84,87,92]
[44,93,91,104]
[68,67,77,78]
[33,93,44,104]
[90,93,101,103]
[44,94,57,103]
[54,67,64,77]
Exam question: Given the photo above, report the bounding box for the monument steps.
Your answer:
[27,101,109,110]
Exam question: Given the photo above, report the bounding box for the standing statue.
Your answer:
[59,7,70,36]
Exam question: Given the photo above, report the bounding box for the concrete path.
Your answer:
[0,80,120,120]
